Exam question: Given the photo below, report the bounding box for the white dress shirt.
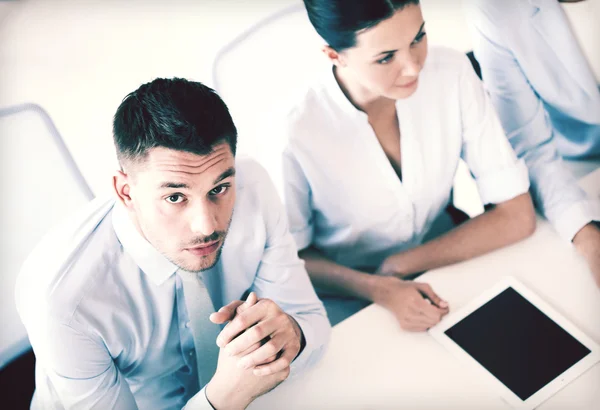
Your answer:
[15,158,330,410]
[274,46,530,270]
[466,0,600,240]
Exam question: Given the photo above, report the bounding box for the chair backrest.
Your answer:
[211,3,328,160]
[0,103,94,369]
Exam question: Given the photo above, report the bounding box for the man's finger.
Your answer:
[236,292,258,314]
[237,341,263,358]
[236,332,287,370]
[257,353,279,367]
[416,283,449,309]
[252,347,295,376]
[211,292,258,327]
[226,315,283,356]
[216,300,269,348]
[210,300,245,324]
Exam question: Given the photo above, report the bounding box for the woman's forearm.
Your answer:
[299,247,382,301]
[380,193,537,276]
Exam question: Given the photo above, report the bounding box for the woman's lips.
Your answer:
[396,78,418,88]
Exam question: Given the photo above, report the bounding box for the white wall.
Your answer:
[2,0,598,196]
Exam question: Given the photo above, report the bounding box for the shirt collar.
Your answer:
[112,202,179,286]
[323,66,368,119]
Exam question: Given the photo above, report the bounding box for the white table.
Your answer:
[253,167,600,410]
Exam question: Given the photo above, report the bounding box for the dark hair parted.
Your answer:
[303,0,420,51]
[113,77,237,165]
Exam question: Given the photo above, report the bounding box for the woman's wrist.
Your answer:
[572,222,600,253]
[378,253,406,277]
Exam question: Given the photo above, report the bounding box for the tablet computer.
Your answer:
[429,277,599,409]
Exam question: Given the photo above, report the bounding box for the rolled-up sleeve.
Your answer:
[249,162,330,376]
[466,0,600,240]
[458,52,530,205]
[282,149,315,251]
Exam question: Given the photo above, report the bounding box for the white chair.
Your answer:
[0,103,94,370]
[211,2,328,161]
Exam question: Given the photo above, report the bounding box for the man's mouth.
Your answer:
[185,240,221,257]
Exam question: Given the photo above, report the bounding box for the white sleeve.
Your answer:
[458,54,530,205]
[282,149,315,250]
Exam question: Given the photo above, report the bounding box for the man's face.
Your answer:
[117,143,236,272]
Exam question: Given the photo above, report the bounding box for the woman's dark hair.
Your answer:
[113,77,237,165]
[303,0,420,51]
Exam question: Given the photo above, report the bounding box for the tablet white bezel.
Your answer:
[429,276,600,409]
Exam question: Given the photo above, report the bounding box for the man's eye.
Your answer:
[166,194,184,204]
[210,185,229,196]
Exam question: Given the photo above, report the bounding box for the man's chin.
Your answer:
[178,247,223,273]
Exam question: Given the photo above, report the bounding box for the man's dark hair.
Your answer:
[303,0,420,51]
[113,77,237,166]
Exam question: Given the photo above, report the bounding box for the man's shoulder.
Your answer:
[233,157,283,222]
[16,198,119,324]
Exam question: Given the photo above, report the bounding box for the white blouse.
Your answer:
[273,46,530,270]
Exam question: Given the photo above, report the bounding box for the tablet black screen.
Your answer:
[444,287,591,400]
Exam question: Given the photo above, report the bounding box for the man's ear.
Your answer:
[113,169,133,208]
[322,45,346,67]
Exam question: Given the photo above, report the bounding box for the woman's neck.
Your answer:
[333,65,395,115]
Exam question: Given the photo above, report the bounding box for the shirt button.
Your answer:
[185,322,191,328]
[189,351,194,356]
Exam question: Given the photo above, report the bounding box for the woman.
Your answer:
[274,0,536,328]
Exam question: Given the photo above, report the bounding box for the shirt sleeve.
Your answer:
[248,161,331,376]
[282,148,315,251]
[183,387,214,410]
[466,0,600,240]
[28,318,138,410]
[457,49,531,206]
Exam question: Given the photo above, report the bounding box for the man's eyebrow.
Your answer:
[373,21,426,57]
[213,167,236,185]
[156,168,235,189]
[159,182,189,189]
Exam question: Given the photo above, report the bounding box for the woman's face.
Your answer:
[334,4,428,100]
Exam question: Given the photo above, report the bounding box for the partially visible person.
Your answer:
[266,0,537,327]
[466,0,600,287]
[16,78,329,410]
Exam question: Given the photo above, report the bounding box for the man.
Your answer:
[466,0,600,287]
[15,78,330,409]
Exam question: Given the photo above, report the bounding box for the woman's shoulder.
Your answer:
[276,72,341,136]
[424,46,473,76]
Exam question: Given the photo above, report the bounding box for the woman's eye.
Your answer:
[210,185,228,196]
[166,194,184,204]
[377,54,394,65]
[411,32,426,46]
